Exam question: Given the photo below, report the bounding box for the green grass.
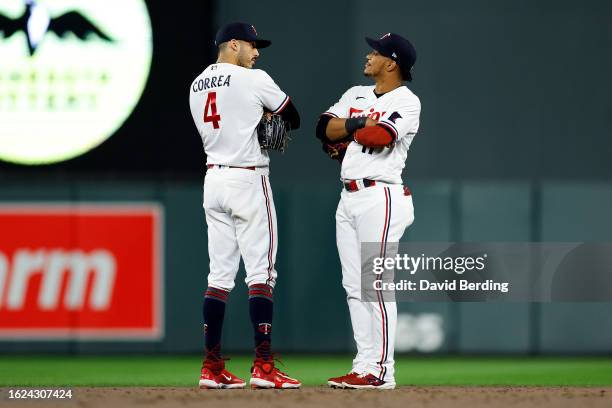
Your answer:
[1,355,612,387]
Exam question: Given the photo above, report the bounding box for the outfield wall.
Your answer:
[1,178,611,355]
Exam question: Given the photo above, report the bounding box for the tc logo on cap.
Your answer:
[251,25,257,35]
[381,33,391,39]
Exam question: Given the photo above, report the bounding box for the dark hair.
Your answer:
[400,65,413,82]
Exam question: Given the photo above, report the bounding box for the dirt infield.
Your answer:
[2,387,611,408]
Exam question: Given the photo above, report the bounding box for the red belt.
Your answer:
[343,180,413,196]
[344,179,376,192]
[207,164,256,171]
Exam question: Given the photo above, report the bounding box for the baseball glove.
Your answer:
[258,114,291,153]
[322,136,352,162]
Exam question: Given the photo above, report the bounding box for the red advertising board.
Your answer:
[0,204,163,340]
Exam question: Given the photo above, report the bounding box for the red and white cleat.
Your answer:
[214,369,246,389]
[342,373,395,390]
[327,372,359,388]
[199,360,245,389]
[250,358,301,389]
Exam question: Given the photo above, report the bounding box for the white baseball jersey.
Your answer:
[323,85,420,184]
[189,63,290,168]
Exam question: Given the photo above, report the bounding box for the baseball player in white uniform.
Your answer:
[316,33,421,389]
[189,22,301,389]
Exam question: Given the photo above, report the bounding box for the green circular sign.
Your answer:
[0,0,153,164]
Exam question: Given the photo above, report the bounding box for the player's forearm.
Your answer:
[324,118,353,141]
[317,116,378,142]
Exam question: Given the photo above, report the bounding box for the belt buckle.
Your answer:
[343,179,365,192]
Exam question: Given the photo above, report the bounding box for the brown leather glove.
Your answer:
[322,136,352,162]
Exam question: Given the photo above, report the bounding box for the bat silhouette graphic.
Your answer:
[0,0,113,56]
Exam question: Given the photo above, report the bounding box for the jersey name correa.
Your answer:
[189,63,289,168]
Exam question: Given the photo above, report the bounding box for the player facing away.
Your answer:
[316,33,421,389]
[188,22,301,389]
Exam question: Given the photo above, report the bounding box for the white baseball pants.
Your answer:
[203,167,277,291]
[336,183,414,384]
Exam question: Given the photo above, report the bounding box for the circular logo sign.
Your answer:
[0,0,153,165]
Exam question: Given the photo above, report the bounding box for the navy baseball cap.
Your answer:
[215,22,271,49]
[365,33,416,81]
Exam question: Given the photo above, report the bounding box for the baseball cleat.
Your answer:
[342,373,395,390]
[215,369,246,389]
[327,372,359,388]
[199,360,245,389]
[250,358,301,389]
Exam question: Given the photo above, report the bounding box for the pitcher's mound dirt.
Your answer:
[3,387,611,408]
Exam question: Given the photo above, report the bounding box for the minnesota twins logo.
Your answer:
[251,25,257,35]
[381,33,391,39]
[0,0,113,56]
[258,323,272,335]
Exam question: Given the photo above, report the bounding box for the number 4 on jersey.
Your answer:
[203,91,221,129]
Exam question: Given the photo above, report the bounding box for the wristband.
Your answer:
[344,117,367,134]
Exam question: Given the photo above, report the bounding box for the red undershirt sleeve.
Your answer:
[353,124,394,148]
